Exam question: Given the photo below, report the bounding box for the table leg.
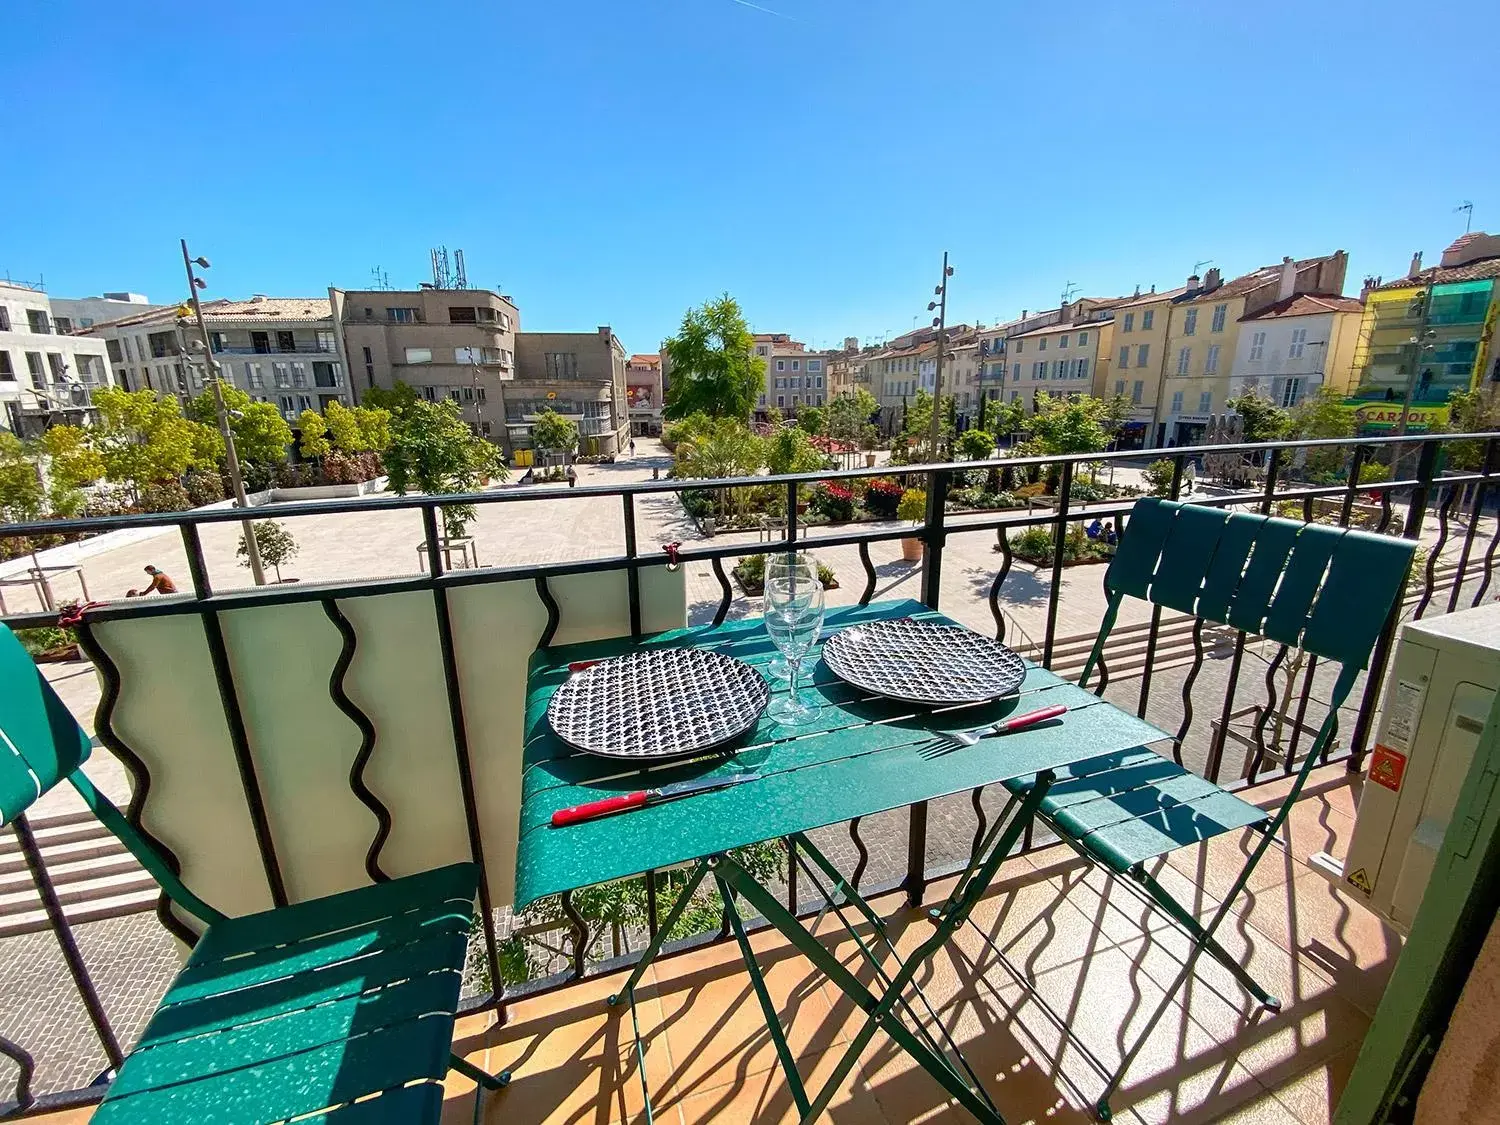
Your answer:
[710,771,1055,1125]
[606,858,710,1007]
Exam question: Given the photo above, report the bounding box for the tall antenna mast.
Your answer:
[1060,281,1080,305]
[1455,201,1474,234]
[454,249,468,290]
[430,247,452,290]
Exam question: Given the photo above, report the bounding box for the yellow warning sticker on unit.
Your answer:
[1347,868,1373,895]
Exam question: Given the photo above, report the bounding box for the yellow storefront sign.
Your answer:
[1343,402,1450,430]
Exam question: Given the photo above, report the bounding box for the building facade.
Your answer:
[49,292,165,332]
[1154,253,1348,445]
[334,287,515,435]
[86,296,353,419]
[1347,233,1500,431]
[625,353,663,437]
[751,334,831,418]
[511,327,629,456]
[1226,293,1364,409]
[1105,287,1182,443]
[1003,313,1115,412]
[0,281,112,436]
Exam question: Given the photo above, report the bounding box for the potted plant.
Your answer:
[897,488,926,562]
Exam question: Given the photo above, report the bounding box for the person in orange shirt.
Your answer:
[126,565,178,598]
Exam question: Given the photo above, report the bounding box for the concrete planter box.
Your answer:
[249,477,388,505]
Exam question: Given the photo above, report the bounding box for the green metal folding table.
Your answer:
[514,598,1171,1123]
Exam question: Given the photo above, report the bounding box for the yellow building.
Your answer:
[1155,253,1347,444]
[1100,286,1187,447]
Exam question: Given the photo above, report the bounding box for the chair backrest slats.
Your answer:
[1104,497,1415,672]
[0,627,92,825]
[1303,528,1420,668]
[1262,524,1343,648]
[1106,498,1176,600]
[1149,505,1228,614]
[1224,517,1301,634]
[1199,513,1264,623]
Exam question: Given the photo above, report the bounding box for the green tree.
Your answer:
[532,408,579,456]
[0,432,44,522]
[764,424,827,476]
[324,400,363,453]
[384,399,508,538]
[1443,388,1500,470]
[1226,390,1290,443]
[298,410,331,460]
[1288,387,1355,476]
[1099,393,1135,442]
[900,390,954,459]
[989,396,1026,438]
[238,520,299,582]
[797,406,826,435]
[361,381,418,416]
[1027,392,1110,456]
[675,418,765,520]
[38,425,105,490]
[826,389,878,464]
[91,386,222,500]
[662,295,764,421]
[957,428,995,461]
[186,385,293,465]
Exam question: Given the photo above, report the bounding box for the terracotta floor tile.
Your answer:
[1260,1042,1360,1125]
[481,968,669,1125]
[649,927,849,1110]
[853,1001,1097,1125]
[1236,871,1403,1018]
[674,1047,882,1125]
[973,952,1269,1125]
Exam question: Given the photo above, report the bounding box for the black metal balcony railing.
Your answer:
[0,432,1496,1117]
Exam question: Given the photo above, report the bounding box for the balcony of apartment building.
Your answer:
[210,329,339,357]
[2,432,1498,1125]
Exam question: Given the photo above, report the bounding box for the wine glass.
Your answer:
[765,570,826,725]
[764,552,818,682]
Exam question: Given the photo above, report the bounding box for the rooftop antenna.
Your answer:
[454,249,468,289]
[1455,200,1474,234]
[1192,259,1213,276]
[1060,281,1080,306]
[369,266,390,291]
[430,246,452,290]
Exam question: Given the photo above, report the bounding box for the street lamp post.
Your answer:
[180,238,265,586]
[926,251,954,460]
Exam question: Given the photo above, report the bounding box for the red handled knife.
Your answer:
[551,772,755,827]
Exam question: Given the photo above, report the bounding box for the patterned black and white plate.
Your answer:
[822,618,1026,705]
[547,649,771,760]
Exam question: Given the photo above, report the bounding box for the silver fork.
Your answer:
[918,704,1068,758]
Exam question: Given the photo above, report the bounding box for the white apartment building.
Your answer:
[86,296,350,419]
[1003,315,1113,410]
[49,292,165,332]
[0,281,113,437]
[1226,293,1365,409]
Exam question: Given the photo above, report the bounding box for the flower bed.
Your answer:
[1007,523,1113,566]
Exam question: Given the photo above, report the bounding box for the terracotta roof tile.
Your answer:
[1373,257,1500,290]
[1240,293,1364,320]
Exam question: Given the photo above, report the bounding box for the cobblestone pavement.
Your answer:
[2,439,1495,1099]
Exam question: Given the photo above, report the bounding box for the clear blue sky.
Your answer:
[8,0,1494,354]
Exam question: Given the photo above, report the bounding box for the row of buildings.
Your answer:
[0,275,665,457]
[5,232,1496,455]
[838,233,1500,446]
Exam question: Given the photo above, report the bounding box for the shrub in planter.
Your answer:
[1010,523,1109,564]
[1142,459,1175,497]
[1015,481,1048,500]
[864,478,903,518]
[140,481,191,513]
[680,489,715,519]
[810,482,855,522]
[732,553,839,594]
[184,471,225,507]
[1069,480,1105,503]
[241,461,276,493]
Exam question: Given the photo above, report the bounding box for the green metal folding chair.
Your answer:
[1002,498,1415,1120]
[0,623,507,1123]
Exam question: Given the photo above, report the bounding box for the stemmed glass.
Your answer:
[765,567,826,725]
[764,552,818,682]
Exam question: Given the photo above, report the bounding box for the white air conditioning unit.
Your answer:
[1311,603,1500,931]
